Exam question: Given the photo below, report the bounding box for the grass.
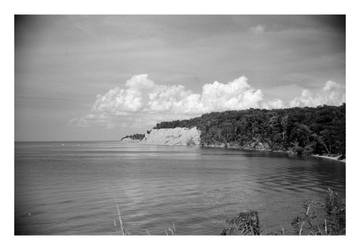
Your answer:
[114,203,127,235]
[290,188,345,235]
[221,210,260,235]
[113,188,344,235]
[221,188,345,235]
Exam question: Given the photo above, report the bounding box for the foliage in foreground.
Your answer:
[221,188,345,235]
[221,210,260,235]
[114,188,345,235]
[290,188,345,235]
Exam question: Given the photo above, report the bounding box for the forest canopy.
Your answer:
[154,104,345,156]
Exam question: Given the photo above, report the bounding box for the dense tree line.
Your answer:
[154,104,345,156]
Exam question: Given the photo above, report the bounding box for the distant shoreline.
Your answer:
[200,144,346,164]
[121,139,346,164]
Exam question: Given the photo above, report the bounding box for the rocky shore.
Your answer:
[312,154,346,163]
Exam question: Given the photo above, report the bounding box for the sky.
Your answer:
[15,15,345,141]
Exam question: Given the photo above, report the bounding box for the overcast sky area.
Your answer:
[15,15,345,141]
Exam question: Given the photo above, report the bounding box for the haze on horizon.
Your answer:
[15,15,345,141]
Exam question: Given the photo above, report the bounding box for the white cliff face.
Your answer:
[142,127,201,146]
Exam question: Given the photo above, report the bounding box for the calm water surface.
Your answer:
[15,142,345,235]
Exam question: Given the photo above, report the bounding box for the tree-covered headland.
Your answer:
[154,104,345,157]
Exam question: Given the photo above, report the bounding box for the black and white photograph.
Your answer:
[14,14,346,236]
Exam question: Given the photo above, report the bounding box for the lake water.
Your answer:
[15,141,345,235]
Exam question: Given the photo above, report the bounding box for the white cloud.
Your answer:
[89,74,267,117]
[71,75,345,128]
[289,80,345,107]
[200,77,264,111]
[323,80,338,91]
[262,99,285,109]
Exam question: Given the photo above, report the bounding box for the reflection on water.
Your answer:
[15,142,345,235]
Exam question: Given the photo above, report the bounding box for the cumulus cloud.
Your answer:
[70,75,345,128]
[289,80,345,107]
[262,99,285,109]
[90,74,266,116]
